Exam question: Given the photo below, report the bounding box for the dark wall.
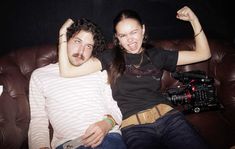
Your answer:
[2,0,234,55]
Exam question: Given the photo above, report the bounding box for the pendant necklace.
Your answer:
[133,51,144,69]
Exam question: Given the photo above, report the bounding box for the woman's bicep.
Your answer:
[177,51,197,65]
[177,47,211,66]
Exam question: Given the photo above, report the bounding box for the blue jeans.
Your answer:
[121,109,210,149]
[56,133,126,149]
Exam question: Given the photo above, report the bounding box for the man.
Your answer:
[28,18,126,149]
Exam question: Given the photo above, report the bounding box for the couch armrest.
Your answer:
[216,53,235,126]
[0,66,30,149]
[0,92,29,149]
[0,45,57,149]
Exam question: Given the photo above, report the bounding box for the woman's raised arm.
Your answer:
[58,18,102,77]
[176,6,211,65]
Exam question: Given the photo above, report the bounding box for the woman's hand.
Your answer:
[59,18,74,45]
[59,18,74,37]
[176,6,198,22]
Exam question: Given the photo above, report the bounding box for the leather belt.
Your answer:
[120,104,173,129]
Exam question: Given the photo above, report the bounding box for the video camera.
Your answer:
[165,70,223,113]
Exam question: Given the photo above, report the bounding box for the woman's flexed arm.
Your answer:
[176,6,211,65]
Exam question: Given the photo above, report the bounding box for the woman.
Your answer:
[59,6,211,149]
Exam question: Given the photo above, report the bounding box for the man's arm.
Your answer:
[102,72,122,126]
[80,71,122,148]
[28,72,51,149]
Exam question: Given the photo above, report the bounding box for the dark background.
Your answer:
[2,0,235,56]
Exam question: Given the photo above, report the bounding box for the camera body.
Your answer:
[165,70,222,113]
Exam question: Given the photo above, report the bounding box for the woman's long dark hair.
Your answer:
[108,9,148,85]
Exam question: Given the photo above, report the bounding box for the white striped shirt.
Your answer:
[28,63,122,149]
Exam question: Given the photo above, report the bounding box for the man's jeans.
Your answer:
[121,109,210,149]
[56,133,126,149]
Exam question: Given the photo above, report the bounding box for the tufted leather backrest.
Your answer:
[0,39,235,149]
[0,45,57,149]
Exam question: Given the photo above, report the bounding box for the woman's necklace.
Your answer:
[133,51,144,68]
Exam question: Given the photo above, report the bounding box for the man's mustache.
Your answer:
[72,53,85,60]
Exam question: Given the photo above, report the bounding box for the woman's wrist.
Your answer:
[59,34,67,43]
[59,40,67,44]
[194,28,203,38]
[59,34,65,37]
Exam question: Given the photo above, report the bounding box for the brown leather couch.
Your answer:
[0,39,235,149]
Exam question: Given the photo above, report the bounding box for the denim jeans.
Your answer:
[56,133,126,149]
[121,109,210,149]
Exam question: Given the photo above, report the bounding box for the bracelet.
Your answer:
[194,28,203,38]
[59,34,67,40]
[103,115,116,128]
[59,41,67,44]
[103,118,115,128]
[106,114,116,125]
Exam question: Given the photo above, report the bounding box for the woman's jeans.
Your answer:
[121,109,210,149]
[56,133,126,149]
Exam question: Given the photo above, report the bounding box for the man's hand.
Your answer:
[81,120,112,148]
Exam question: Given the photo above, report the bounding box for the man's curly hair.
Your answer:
[66,18,105,57]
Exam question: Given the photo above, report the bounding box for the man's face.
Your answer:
[67,30,94,66]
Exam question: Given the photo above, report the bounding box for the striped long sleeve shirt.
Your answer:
[28,63,122,149]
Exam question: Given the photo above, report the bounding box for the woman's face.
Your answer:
[115,18,145,54]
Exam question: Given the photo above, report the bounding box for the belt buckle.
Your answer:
[137,109,156,124]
